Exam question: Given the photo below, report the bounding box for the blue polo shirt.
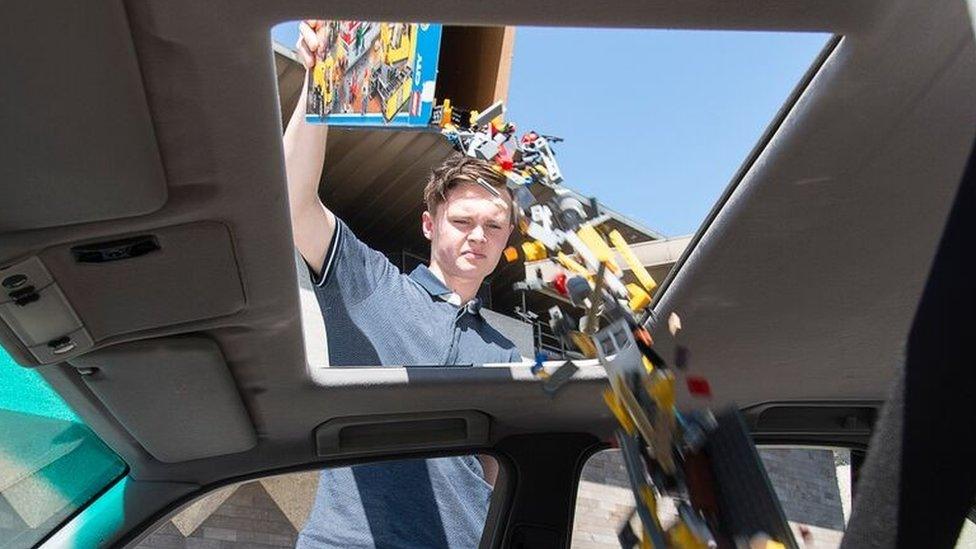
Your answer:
[297,218,521,549]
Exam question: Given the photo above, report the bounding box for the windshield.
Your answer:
[0,348,125,548]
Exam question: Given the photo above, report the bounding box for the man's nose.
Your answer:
[468,225,487,242]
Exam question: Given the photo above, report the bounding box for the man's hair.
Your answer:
[423,153,512,219]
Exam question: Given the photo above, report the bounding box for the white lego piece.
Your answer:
[530,204,554,231]
[526,222,564,250]
[474,101,505,127]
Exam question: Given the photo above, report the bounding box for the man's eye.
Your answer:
[453,219,471,225]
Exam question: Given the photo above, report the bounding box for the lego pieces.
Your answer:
[617,431,668,548]
[473,100,505,127]
[551,272,568,296]
[668,312,683,336]
[475,176,502,197]
[577,224,622,274]
[503,246,519,263]
[556,252,590,278]
[437,99,453,127]
[521,240,548,262]
[435,98,790,549]
[527,221,565,250]
[609,229,659,293]
[686,376,711,399]
[531,351,550,379]
[604,390,636,435]
[542,360,580,395]
[570,331,598,358]
[627,283,652,312]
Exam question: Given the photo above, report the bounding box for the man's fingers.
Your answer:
[297,39,315,69]
[298,21,320,52]
[315,26,328,59]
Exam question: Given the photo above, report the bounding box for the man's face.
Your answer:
[422,181,514,285]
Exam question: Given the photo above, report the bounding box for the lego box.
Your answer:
[305,21,442,127]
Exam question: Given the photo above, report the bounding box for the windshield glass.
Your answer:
[0,348,125,548]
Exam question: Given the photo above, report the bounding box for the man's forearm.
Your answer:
[284,87,329,212]
[283,80,334,273]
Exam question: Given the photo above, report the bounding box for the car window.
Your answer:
[271,20,831,367]
[135,455,499,548]
[0,348,126,549]
[571,446,852,548]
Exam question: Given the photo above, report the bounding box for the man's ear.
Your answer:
[422,210,434,241]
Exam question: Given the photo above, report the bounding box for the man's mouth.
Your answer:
[462,251,487,259]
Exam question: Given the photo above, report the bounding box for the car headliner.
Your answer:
[1,0,974,538]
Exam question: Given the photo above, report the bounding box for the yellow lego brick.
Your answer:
[577,225,622,274]
[748,538,786,549]
[521,240,548,262]
[570,331,597,358]
[666,522,710,549]
[627,283,651,312]
[602,389,636,434]
[609,375,659,461]
[609,230,658,293]
[440,99,453,128]
[556,252,590,277]
[636,486,666,546]
[638,486,658,515]
[647,370,676,413]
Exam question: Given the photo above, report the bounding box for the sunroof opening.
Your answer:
[269,21,831,367]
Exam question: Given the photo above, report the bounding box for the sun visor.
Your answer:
[0,1,167,231]
[40,221,245,342]
[70,336,256,463]
[0,222,244,366]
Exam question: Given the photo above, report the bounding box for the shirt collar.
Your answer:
[409,264,482,316]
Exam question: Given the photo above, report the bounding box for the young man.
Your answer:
[287,21,522,548]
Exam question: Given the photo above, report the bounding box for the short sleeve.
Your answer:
[306,217,398,307]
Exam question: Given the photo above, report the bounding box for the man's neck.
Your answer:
[428,262,481,304]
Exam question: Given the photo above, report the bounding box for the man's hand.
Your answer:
[284,20,334,275]
[296,20,327,69]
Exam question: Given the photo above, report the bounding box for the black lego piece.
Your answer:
[704,408,798,548]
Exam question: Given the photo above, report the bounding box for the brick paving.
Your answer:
[571,448,849,548]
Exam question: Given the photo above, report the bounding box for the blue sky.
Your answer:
[272,24,828,236]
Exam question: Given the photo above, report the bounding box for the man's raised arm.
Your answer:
[283,20,335,276]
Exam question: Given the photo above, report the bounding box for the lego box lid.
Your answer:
[305,21,442,128]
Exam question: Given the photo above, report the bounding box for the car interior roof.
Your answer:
[1,0,973,514]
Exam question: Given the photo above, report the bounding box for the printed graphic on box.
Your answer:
[305,21,442,127]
